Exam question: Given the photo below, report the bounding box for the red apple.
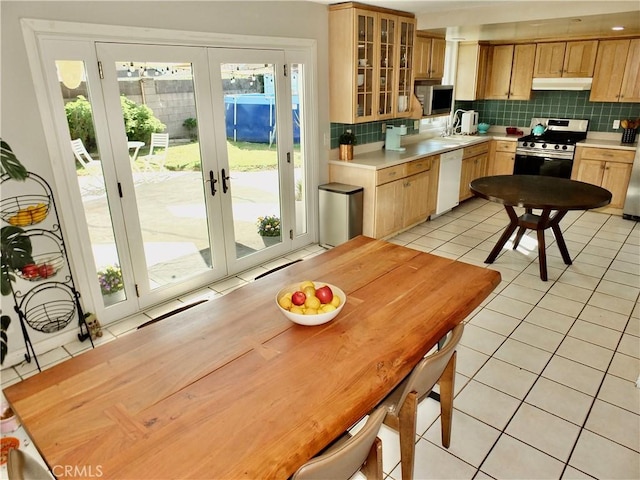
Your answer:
[38,263,55,279]
[291,291,306,306]
[21,263,38,279]
[315,285,334,304]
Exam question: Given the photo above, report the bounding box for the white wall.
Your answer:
[0,1,330,368]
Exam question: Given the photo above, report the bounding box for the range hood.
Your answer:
[532,77,593,91]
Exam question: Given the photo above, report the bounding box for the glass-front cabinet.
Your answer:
[329,4,416,124]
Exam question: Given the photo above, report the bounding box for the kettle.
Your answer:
[532,123,546,136]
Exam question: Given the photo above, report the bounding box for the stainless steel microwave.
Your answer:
[414,84,454,116]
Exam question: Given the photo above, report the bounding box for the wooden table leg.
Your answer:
[534,209,552,281]
[549,210,571,265]
[485,206,519,264]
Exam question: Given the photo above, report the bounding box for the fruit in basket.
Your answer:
[280,282,341,315]
[291,291,306,306]
[276,282,346,326]
[315,285,334,304]
[38,263,55,279]
[21,263,39,279]
[6,203,47,226]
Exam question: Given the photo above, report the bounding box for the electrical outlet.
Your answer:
[613,120,620,129]
[381,124,386,133]
[414,120,420,130]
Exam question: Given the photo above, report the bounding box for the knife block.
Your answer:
[621,128,637,144]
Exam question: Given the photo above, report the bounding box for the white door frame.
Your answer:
[21,18,319,322]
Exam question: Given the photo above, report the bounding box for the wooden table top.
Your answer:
[470,175,612,210]
[3,237,501,479]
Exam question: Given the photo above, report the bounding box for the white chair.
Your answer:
[381,322,464,480]
[140,133,169,170]
[70,139,99,169]
[292,405,386,480]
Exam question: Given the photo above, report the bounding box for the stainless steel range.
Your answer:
[514,118,589,178]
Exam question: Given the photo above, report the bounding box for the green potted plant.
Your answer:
[338,129,357,161]
[256,215,281,247]
[0,140,30,365]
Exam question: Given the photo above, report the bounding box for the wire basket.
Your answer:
[0,194,50,227]
[621,128,637,144]
[14,230,65,281]
[24,299,76,333]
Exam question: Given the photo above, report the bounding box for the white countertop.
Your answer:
[329,131,637,171]
[329,136,490,170]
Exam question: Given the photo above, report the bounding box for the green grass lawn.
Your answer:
[78,140,301,175]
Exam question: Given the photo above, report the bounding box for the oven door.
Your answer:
[514,151,573,178]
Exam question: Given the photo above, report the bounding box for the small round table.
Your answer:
[470,175,612,281]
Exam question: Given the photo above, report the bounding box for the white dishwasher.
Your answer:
[435,149,464,216]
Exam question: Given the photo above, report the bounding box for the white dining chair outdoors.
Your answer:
[7,448,52,480]
[70,139,99,169]
[291,404,386,480]
[140,132,169,170]
[381,322,464,480]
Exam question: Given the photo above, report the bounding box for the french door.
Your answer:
[39,39,307,318]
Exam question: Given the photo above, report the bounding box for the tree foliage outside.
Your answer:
[65,95,165,152]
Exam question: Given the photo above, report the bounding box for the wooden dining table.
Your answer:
[470,175,612,281]
[3,236,500,479]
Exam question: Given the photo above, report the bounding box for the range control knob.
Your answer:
[542,143,547,148]
[562,145,568,150]
[554,144,560,150]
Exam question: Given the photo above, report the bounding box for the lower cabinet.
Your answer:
[488,140,516,175]
[459,142,489,201]
[572,146,635,211]
[330,155,437,239]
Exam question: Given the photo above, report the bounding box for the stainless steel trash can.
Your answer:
[319,183,363,247]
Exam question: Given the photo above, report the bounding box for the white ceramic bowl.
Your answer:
[275,282,346,326]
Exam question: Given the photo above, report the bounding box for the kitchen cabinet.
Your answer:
[459,142,489,201]
[572,146,635,212]
[455,42,489,101]
[329,3,416,123]
[590,39,640,103]
[488,140,516,175]
[485,44,536,100]
[414,34,445,79]
[329,155,436,238]
[533,40,598,78]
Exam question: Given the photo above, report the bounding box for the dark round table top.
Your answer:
[470,175,612,210]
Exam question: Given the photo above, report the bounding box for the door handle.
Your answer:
[221,168,230,194]
[208,170,218,196]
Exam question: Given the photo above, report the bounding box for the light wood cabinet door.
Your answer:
[574,158,604,185]
[430,38,446,79]
[602,162,633,209]
[485,45,514,99]
[509,44,536,100]
[374,179,405,238]
[395,17,416,117]
[563,40,598,77]
[620,38,640,103]
[590,40,630,102]
[403,171,431,226]
[491,151,515,176]
[534,42,565,77]
[414,35,431,79]
[455,42,489,100]
[459,157,476,201]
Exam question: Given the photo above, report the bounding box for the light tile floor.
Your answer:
[1,198,639,479]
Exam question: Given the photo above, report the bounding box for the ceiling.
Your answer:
[307,0,640,40]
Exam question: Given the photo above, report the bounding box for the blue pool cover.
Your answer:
[224,94,300,144]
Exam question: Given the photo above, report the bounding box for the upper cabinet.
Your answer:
[329,3,416,123]
[533,40,598,78]
[590,39,640,103]
[485,44,536,100]
[414,34,445,80]
[455,42,489,101]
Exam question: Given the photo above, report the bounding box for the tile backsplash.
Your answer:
[331,91,639,147]
[455,90,639,132]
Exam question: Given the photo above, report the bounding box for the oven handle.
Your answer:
[515,150,574,160]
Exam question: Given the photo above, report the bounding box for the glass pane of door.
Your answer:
[292,64,307,236]
[219,62,283,259]
[111,58,213,291]
[55,60,127,308]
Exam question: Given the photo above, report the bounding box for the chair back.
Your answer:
[7,448,51,480]
[292,405,386,480]
[149,133,169,157]
[70,139,97,168]
[388,323,464,414]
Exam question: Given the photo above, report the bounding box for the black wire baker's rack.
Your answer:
[1,171,93,370]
